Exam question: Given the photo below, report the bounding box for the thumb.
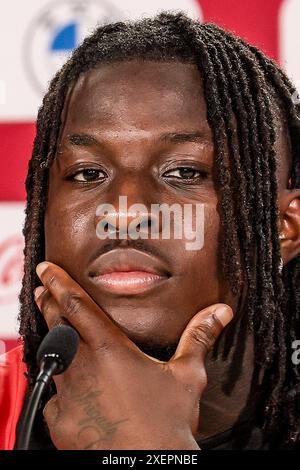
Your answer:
[170,303,233,382]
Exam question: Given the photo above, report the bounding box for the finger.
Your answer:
[34,287,67,329]
[170,303,233,384]
[36,261,129,348]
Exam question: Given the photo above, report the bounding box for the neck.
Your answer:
[196,330,254,440]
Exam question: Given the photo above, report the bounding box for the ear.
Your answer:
[278,189,300,264]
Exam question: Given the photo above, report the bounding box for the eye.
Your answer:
[71,168,107,183]
[162,167,207,181]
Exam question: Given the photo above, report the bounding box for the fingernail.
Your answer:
[36,262,50,279]
[34,286,46,301]
[214,305,233,327]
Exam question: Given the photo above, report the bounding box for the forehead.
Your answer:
[61,60,212,137]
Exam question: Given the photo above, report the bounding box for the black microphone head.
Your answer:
[37,325,80,375]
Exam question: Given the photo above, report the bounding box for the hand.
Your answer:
[34,261,233,450]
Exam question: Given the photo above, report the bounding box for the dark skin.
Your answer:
[33,61,300,449]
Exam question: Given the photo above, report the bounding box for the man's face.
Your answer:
[45,60,237,356]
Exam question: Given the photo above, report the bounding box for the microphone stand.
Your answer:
[16,355,60,450]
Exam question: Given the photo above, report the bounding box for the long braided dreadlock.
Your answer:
[18,12,300,448]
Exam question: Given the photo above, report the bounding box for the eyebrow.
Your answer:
[67,133,98,146]
[159,131,211,144]
[66,131,211,148]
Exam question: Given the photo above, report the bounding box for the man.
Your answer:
[1,11,300,450]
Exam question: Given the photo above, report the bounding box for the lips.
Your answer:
[88,248,171,295]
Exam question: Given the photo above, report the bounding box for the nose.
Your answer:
[95,196,161,239]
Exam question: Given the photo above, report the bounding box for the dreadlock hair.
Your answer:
[18,11,300,448]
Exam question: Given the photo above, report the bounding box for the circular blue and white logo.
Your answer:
[24,0,124,95]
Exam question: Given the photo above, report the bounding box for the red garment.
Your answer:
[0,345,27,450]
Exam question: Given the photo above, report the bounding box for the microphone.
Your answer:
[16,325,80,450]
